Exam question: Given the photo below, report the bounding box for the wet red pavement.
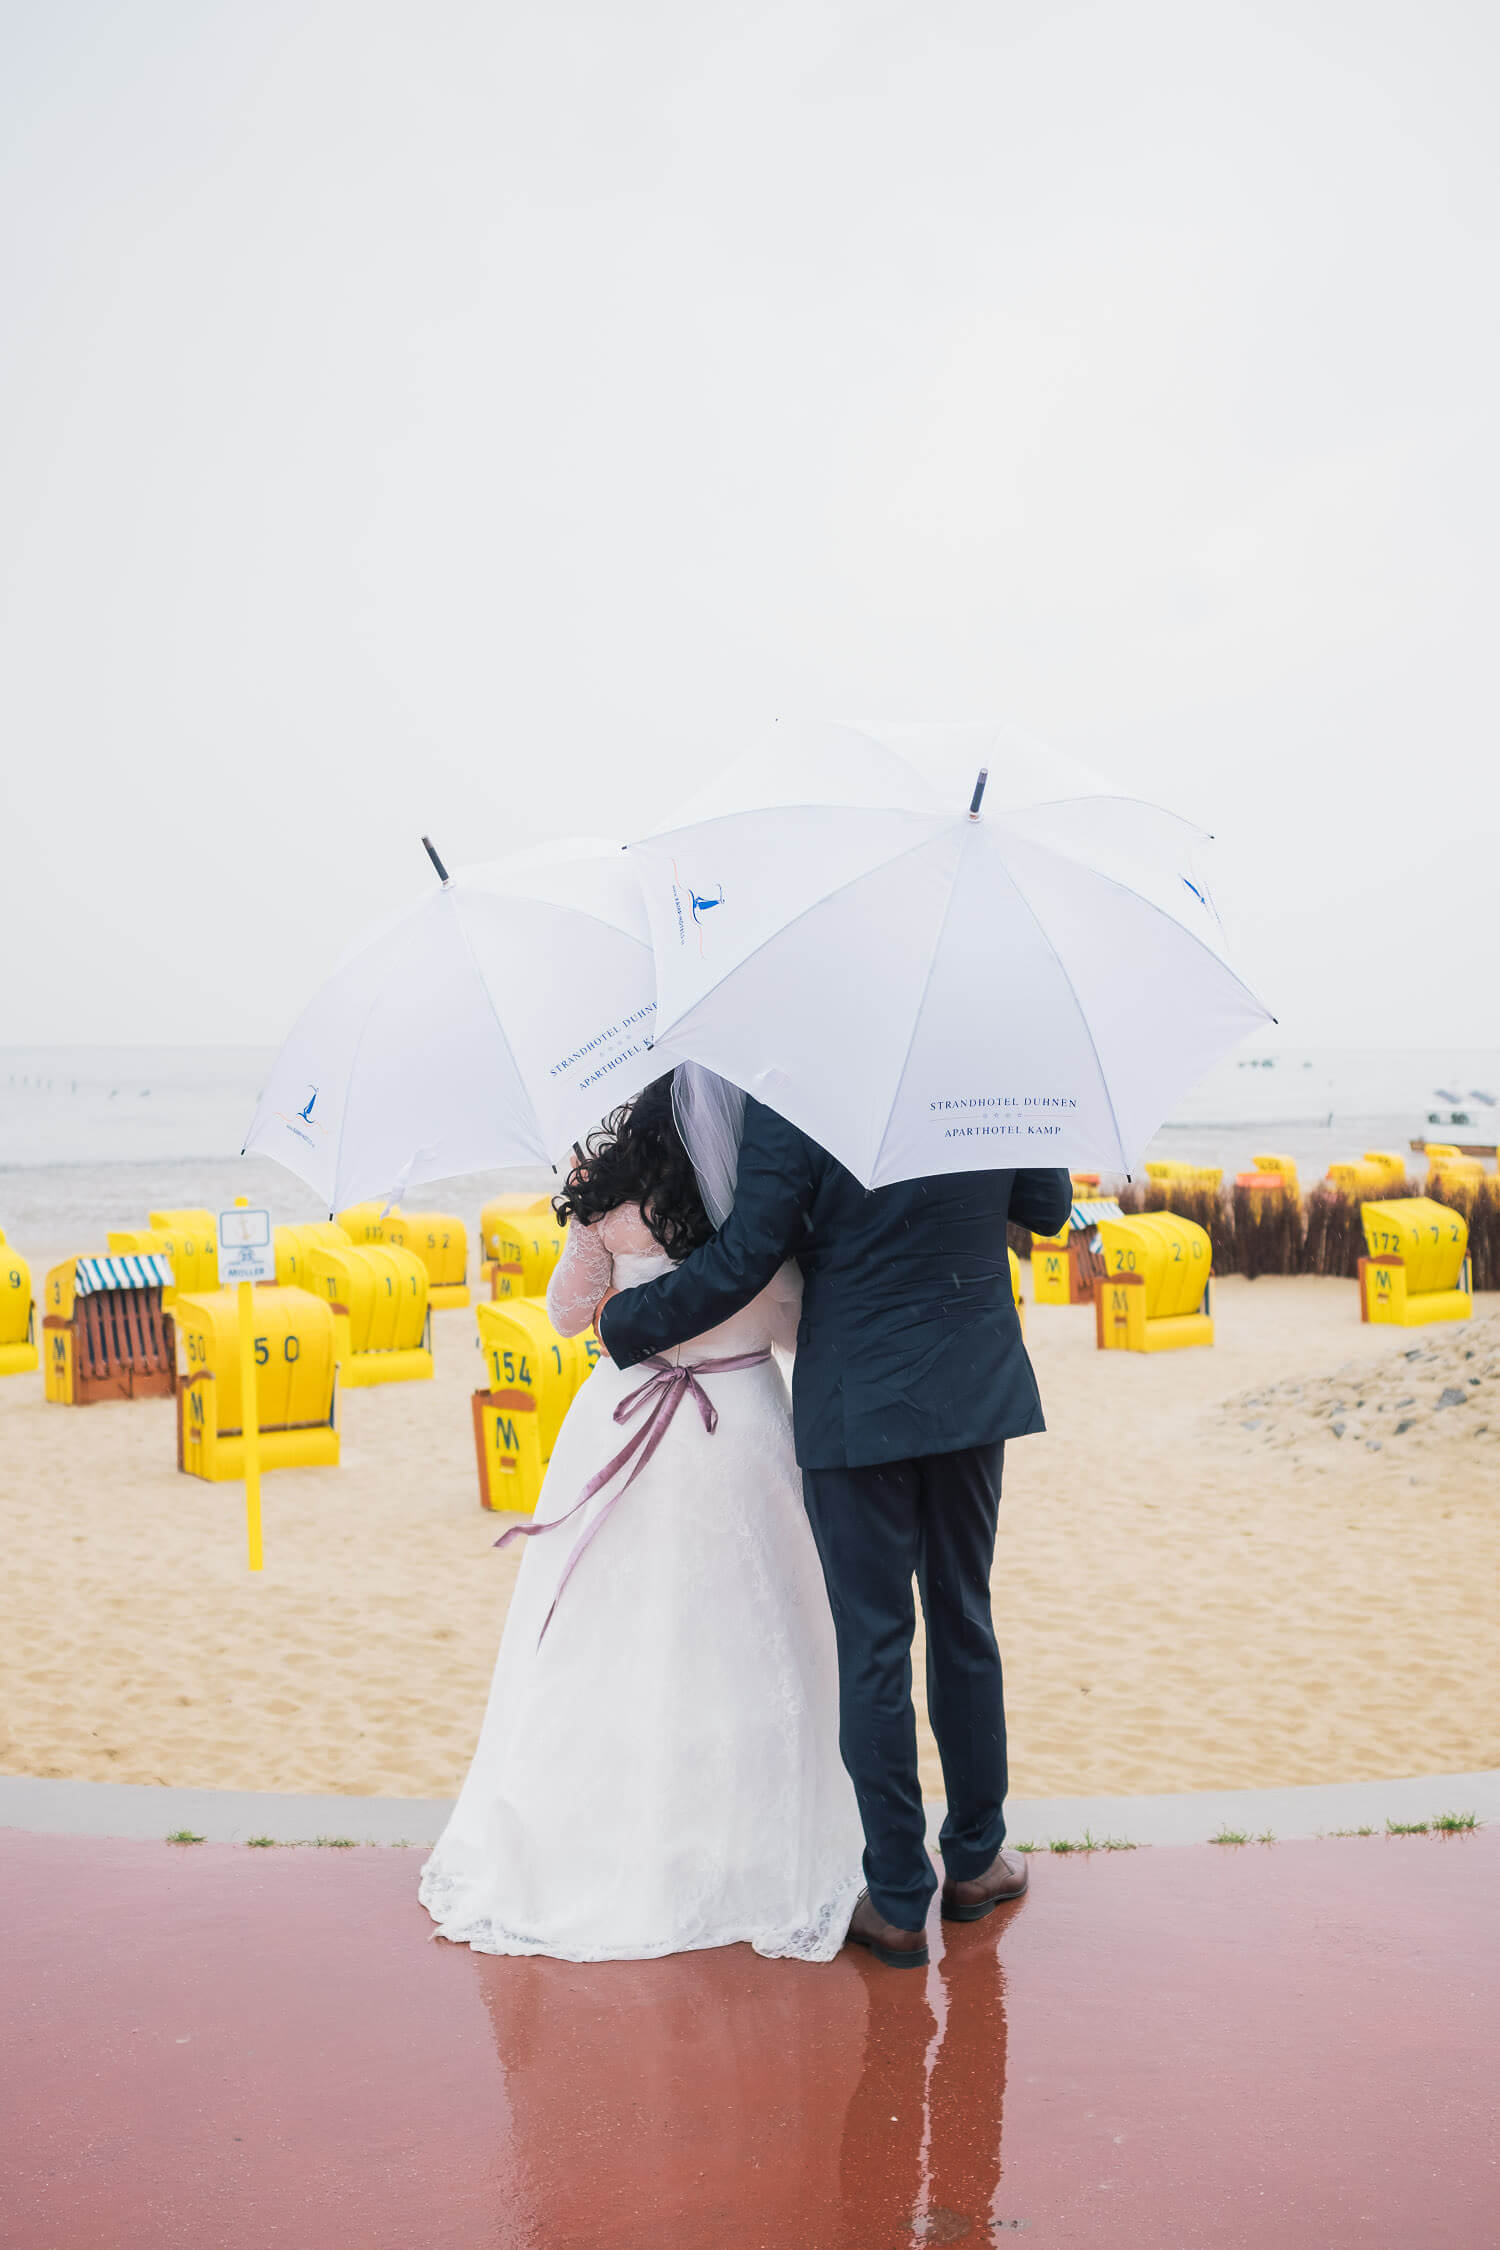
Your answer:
[2,1826,1495,2249]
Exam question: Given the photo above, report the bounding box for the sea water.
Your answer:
[2,1042,1497,1266]
[1146,1043,1500,1178]
[0,1047,553,1268]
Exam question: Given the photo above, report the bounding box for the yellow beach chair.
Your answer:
[472,1297,603,1513]
[479,1196,564,1300]
[0,1243,38,1377]
[176,1286,339,1478]
[1093,1212,1213,1352]
[147,1210,220,1298]
[380,1211,470,1308]
[302,1241,433,1386]
[1358,1199,1471,1326]
[42,1252,176,1403]
[335,1200,399,1245]
[273,1221,352,1290]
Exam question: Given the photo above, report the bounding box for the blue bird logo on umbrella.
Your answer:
[671,863,726,956]
[273,1083,329,1143]
[1180,874,1221,925]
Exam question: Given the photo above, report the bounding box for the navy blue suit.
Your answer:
[600,1099,1070,1928]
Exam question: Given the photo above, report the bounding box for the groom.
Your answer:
[595,1095,1071,1969]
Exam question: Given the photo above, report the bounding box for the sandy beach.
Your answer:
[2,1275,1495,1805]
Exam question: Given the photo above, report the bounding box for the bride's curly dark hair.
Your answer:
[552,1072,714,1262]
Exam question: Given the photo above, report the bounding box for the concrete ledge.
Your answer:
[0,1776,453,1845]
[992,1770,1500,1848]
[2,1768,1495,1848]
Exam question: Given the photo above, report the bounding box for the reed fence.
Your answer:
[1425,1172,1500,1293]
[1008,1168,1499,1284]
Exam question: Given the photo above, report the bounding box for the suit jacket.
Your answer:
[598,1098,1072,1471]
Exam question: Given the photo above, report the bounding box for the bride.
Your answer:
[420,1065,864,1963]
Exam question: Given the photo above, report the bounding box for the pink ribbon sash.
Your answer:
[493,1349,772,1647]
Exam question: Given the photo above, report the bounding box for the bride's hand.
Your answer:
[593,1287,618,1342]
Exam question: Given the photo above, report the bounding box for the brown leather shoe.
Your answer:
[844,1890,930,1969]
[941,1849,1030,1923]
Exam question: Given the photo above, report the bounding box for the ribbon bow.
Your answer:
[494,1350,771,1646]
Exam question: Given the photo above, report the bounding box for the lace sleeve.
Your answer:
[546,1221,613,1337]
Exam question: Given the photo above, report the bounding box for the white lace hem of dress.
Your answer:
[417,1861,865,1966]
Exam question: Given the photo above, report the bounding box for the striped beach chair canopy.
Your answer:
[74,1253,174,1295]
[1069,1200,1122,1230]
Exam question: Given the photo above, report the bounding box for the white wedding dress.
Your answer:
[419,1203,865,1963]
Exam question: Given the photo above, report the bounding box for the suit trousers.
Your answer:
[801,1443,1009,1930]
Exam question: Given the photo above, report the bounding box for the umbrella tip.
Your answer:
[968,768,989,819]
[421,835,451,885]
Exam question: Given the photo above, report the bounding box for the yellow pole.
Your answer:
[235,1196,263,1572]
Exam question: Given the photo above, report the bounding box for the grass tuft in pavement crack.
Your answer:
[1039,1830,1145,1854]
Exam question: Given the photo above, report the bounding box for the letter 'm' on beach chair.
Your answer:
[175,1287,339,1479]
[1030,1215,1070,1306]
[1032,1198,1120,1309]
[472,1298,602,1513]
[1093,1212,1213,1352]
[1358,1199,1472,1327]
[481,1209,566,1302]
[42,1254,176,1403]
[479,1197,559,1305]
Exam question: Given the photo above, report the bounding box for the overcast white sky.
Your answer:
[2,0,1496,1052]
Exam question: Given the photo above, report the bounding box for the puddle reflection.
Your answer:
[471,1912,1013,2248]
[840,1921,1010,2246]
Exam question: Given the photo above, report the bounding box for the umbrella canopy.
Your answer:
[627,722,1272,1185]
[243,838,663,1211]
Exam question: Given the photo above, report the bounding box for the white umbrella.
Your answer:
[243,837,664,1211]
[626,721,1272,1185]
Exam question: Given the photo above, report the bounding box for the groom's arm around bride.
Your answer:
[600,1096,1070,1961]
[598,1096,1070,1475]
